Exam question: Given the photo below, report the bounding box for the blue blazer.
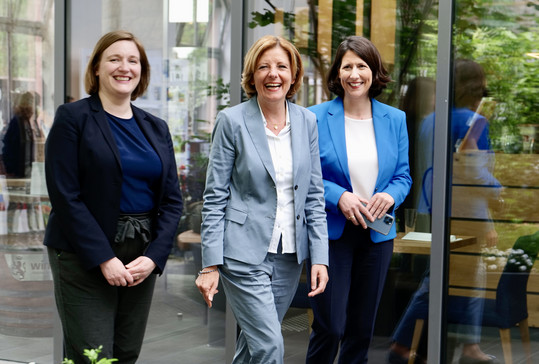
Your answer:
[201,97,328,267]
[309,97,411,242]
[44,94,183,272]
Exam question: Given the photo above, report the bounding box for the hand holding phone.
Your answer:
[360,203,394,235]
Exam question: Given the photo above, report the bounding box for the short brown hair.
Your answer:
[327,36,391,99]
[241,35,303,99]
[454,59,486,109]
[84,30,150,101]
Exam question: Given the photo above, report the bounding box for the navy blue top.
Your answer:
[106,112,162,213]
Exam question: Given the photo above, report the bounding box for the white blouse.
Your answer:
[345,116,379,200]
[258,101,296,254]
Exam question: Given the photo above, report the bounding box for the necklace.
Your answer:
[268,120,284,130]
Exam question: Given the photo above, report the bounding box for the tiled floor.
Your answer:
[1,256,538,363]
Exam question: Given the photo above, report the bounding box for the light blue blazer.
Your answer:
[201,97,329,268]
[309,97,411,242]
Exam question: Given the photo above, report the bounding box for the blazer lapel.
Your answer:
[243,97,276,183]
[289,102,304,183]
[372,99,389,187]
[88,95,122,169]
[327,98,351,184]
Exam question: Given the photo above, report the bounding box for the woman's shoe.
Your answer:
[458,354,500,364]
[387,350,408,364]
[388,350,426,364]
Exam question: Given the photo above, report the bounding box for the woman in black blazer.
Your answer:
[44,30,183,363]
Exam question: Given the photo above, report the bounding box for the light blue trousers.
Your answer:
[220,252,303,364]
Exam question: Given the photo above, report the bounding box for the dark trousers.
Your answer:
[48,236,156,364]
[306,223,394,364]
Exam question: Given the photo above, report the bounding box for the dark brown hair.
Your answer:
[454,59,486,109]
[327,36,391,99]
[241,35,303,99]
[84,30,150,101]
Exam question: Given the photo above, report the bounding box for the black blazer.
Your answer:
[44,94,183,272]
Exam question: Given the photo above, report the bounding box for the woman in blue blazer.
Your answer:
[306,36,411,364]
[196,36,329,364]
[44,31,183,363]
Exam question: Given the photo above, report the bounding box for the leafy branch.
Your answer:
[62,345,118,364]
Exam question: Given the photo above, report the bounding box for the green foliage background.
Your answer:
[249,0,538,150]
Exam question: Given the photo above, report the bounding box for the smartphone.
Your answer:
[360,206,395,235]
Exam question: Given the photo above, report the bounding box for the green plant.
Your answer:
[61,345,118,364]
[183,151,209,203]
[207,77,230,111]
[454,25,538,148]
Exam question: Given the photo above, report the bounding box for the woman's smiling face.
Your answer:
[252,45,295,104]
[338,50,373,101]
[96,40,141,100]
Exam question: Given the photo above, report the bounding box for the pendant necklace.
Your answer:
[270,120,283,130]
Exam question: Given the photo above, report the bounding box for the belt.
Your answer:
[114,211,153,244]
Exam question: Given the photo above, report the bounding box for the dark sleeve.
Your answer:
[2,117,21,176]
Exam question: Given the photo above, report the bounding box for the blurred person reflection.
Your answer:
[2,91,44,178]
[397,77,436,232]
[388,59,502,364]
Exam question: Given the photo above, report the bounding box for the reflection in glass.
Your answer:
[448,1,539,364]
[0,0,54,361]
[0,0,533,362]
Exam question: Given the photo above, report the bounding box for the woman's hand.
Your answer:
[100,257,134,286]
[195,266,220,308]
[367,192,395,219]
[308,264,329,297]
[126,256,156,287]
[337,191,373,228]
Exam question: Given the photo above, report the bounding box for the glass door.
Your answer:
[447,1,539,363]
[0,0,56,362]
[63,0,230,362]
[243,1,441,362]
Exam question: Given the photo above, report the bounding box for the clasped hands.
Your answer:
[100,256,156,287]
[338,191,394,228]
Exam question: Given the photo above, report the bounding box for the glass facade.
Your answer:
[0,0,56,361]
[0,0,536,363]
[445,2,539,363]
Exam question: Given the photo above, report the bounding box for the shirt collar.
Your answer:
[257,99,290,128]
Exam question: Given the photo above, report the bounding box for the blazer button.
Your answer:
[294,185,298,190]
[296,215,300,220]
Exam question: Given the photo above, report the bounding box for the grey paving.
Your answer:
[1,256,538,363]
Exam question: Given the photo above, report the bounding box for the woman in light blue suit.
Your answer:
[306,36,411,364]
[195,35,329,364]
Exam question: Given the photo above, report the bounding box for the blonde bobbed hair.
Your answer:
[241,35,303,99]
